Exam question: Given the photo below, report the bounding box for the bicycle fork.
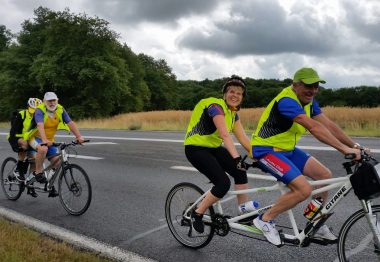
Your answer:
[361,200,380,249]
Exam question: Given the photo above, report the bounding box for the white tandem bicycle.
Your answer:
[165,150,380,262]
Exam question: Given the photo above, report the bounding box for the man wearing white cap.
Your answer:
[24,92,85,188]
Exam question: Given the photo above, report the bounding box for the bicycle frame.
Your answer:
[26,142,72,191]
[183,172,380,247]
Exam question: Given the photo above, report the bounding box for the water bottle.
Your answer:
[304,197,323,220]
[239,200,260,214]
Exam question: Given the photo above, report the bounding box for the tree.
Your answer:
[138,54,177,110]
[118,45,150,112]
[0,7,135,119]
[0,25,13,51]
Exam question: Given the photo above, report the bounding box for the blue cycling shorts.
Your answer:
[28,137,59,158]
[251,146,310,184]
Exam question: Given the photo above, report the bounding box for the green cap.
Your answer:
[293,67,326,84]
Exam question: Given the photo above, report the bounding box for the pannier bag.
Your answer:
[350,158,380,200]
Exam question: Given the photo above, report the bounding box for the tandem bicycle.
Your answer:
[165,150,380,261]
[1,140,92,216]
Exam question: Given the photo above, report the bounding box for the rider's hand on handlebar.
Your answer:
[346,148,362,161]
[234,156,249,172]
[353,143,371,154]
[76,136,85,145]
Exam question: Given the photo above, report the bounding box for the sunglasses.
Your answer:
[302,82,319,89]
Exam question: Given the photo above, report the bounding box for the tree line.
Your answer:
[0,7,379,122]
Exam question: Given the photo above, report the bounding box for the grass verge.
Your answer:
[0,218,113,262]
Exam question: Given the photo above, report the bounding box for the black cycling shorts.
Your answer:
[185,145,248,198]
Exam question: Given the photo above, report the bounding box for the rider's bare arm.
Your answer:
[293,114,360,159]
[312,113,356,148]
[67,121,84,143]
[232,119,251,153]
[213,115,240,159]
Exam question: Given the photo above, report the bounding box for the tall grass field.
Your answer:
[77,107,380,137]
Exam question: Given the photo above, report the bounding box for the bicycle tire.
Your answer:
[337,204,380,261]
[1,157,23,200]
[165,182,215,249]
[58,163,92,216]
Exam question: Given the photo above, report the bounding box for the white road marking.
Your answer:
[0,206,155,262]
[171,165,264,177]
[57,135,380,153]
[1,132,379,152]
[123,224,168,245]
[68,155,104,160]
[171,165,198,172]
[85,142,117,145]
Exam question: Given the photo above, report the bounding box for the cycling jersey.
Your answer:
[184,97,238,148]
[251,86,321,151]
[251,86,322,184]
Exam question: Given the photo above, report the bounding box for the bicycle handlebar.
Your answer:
[40,140,90,149]
[238,155,259,170]
[343,148,374,175]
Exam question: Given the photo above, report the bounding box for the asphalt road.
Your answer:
[0,129,379,262]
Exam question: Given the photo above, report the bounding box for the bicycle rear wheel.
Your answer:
[1,157,23,200]
[337,205,380,261]
[58,164,92,216]
[165,182,215,249]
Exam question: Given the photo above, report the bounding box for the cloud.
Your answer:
[1,0,380,88]
[343,1,380,44]
[178,0,343,56]
[85,0,220,25]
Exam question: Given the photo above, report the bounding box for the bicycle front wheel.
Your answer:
[337,204,380,261]
[1,157,23,200]
[58,164,92,216]
[165,182,215,249]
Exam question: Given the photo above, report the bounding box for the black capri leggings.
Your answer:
[185,145,248,198]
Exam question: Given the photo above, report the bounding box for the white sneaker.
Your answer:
[253,216,282,246]
[314,225,337,241]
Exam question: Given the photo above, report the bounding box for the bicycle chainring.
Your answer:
[212,214,230,236]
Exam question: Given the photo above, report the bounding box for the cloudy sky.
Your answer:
[1,0,380,88]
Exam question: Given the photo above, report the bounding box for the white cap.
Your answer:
[44,92,58,101]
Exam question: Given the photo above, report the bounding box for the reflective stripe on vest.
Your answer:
[251,86,312,151]
[184,97,236,148]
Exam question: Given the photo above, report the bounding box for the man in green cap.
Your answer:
[250,67,362,246]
